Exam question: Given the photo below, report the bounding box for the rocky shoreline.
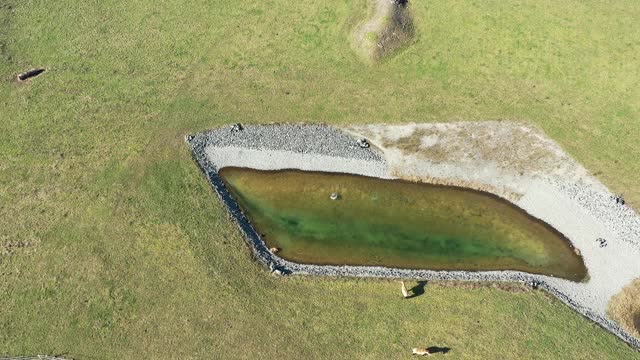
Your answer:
[186,123,640,350]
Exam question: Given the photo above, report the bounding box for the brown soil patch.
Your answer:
[1,235,40,259]
[353,0,414,61]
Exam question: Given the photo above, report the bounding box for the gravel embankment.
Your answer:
[192,123,384,162]
[552,180,640,248]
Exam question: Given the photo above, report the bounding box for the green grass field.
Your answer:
[1,0,639,358]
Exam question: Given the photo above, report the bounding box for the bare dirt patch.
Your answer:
[609,278,640,339]
[1,234,40,259]
[344,121,601,201]
[363,121,575,175]
[352,0,414,61]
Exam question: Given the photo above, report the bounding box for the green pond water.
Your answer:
[219,167,587,281]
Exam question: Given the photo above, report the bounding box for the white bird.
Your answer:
[401,281,410,299]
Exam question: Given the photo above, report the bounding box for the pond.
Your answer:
[219,167,587,281]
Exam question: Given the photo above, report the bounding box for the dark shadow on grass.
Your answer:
[17,68,45,81]
[427,346,451,354]
[406,280,428,299]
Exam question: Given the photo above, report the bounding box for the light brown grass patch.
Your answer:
[429,280,532,293]
[608,278,640,339]
[385,122,567,175]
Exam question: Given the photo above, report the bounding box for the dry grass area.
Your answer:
[609,279,640,339]
[354,122,578,177]
[0,235,39,257]
[429,280,532,293]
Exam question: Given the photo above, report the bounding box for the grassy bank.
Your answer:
[1,0,639,358]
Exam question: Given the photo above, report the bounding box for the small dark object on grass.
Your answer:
[17,68,45,81]
[231,123,243,132]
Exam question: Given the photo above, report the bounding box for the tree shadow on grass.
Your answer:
[407,280,428,299]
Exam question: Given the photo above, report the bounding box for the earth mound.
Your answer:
[353,0,414,61]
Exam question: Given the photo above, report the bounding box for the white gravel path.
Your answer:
[187,123,640,349]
